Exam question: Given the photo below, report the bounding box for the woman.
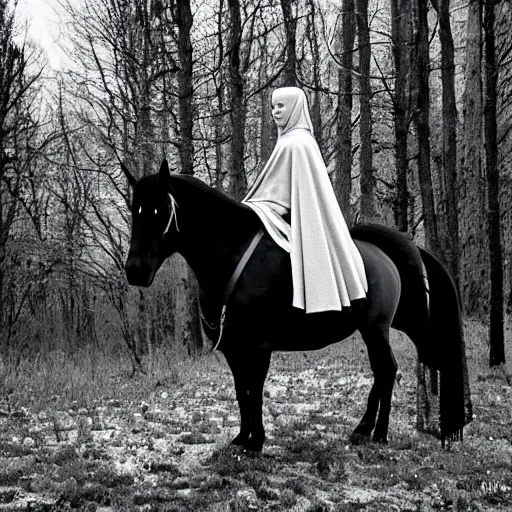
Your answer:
[242,86,367,313]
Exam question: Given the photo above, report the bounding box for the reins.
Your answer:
[164,191,264,352]
[210,228,264,351]
[199,229,265,351]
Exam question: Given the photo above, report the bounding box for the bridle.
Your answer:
[162,193,179,238]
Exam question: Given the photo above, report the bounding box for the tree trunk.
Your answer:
[416,360,441,437]
[139,90,154,176]
[173,256,202,356]
[258,35,276,165]
[173,0,202,354]
[411,0,441,256]
[459,0,489,317]
[391,0,412,232]
[484,0,505,366]
[215,80,226,188]
[306,0,323,150]
[137,3,154,177]
[495,0,512,319]
[333,0,355,222]
[0,182,6,345]
[0,3,30,349]
[410,0,443,434]
[280,0,298,86]
[260,87,274,164]
[227,0,247,200]
[175,0,194,176]
[356,0,376,223]
[431,0,460,288]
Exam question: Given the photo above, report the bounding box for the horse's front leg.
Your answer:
[244,349,271,451]
[223,349,271,452]
[224,351,251,447]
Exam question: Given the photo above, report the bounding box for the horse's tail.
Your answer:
[350,224,472,444]
[418,247,473,444]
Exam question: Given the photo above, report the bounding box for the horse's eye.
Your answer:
[154,209,158,215]
[138,206,142,214]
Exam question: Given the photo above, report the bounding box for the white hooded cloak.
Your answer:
[242,87,367,313]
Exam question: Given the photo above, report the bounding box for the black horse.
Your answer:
[123,159,472,452]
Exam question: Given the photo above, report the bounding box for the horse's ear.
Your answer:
[121,162,137,188]
[159,159,170,190]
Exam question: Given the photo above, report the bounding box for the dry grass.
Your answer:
[0,344,197,412]
[0,318,511,511]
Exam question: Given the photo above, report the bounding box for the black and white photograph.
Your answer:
[0,0,511,510]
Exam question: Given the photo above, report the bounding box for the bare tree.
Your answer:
[459,0,489,317]
[494,3,512,319]
[411,0,441,256]
[168,0,203,353]
[431,0,460,288]
[332,0,355,222]
[390,0,412,232]
[0,1,47,347]
[226,0,247,199]
[302,0,323,149]
[356,0,376,222]
[280,0,298,86]
[57,0,184,367]
[172,0,194,175]
[258,38,276,164]
[484,0,505,366]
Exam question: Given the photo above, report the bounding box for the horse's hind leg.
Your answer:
[351,326,397,444]
[372,337,398,443]
[223,349,271,452]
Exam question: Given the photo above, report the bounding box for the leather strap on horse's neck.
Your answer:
[205,228,265,351]
[222,229,264,307]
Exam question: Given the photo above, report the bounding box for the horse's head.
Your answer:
[123,159,178,287]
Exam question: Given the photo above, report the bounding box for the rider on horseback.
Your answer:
[242,87,368,313]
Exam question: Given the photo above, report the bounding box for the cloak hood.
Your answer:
[272,87,314,136]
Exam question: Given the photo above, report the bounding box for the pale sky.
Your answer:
[14,0,65,69]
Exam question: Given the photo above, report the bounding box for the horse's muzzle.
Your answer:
[125,256,156,287]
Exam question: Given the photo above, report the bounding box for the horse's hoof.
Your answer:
[373,435,388,444]
[230,434,249,447]
[349,432,371,445]
[244,435,264,453]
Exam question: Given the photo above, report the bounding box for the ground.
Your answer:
[0,321,511,511]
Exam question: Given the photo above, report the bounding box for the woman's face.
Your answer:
[271,94,293,128]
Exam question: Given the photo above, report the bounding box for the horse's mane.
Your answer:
[170,174,253,212]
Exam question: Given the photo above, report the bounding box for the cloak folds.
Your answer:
[243,128,368,313]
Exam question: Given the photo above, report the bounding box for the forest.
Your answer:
[0,0,511,373]
[1,1,512,510]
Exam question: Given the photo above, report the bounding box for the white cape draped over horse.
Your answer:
[242,91,367,313]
